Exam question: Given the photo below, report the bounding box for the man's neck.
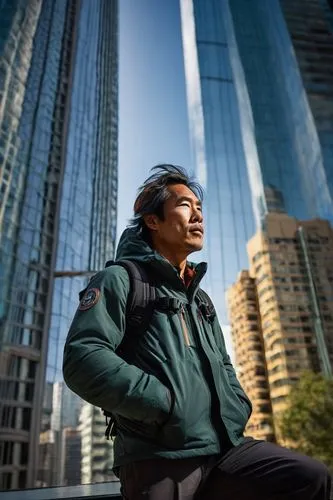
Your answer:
[173,259,187,279]
[163,253,187,278]
[151,242,187,278]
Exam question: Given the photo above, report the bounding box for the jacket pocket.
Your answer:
[155,395,188,449]
[117,384,172,440]
[117,415,159,441]
[156,353,216,450]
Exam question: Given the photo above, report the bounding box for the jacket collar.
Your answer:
[116,228,207,295]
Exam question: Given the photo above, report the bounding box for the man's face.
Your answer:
[150,184,204,256]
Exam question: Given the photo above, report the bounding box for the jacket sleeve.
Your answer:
[212,315,253,419]
[63,265,171,424]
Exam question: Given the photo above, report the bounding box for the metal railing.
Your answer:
[0,481,121,500]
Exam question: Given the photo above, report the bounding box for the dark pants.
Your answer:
[119,438,332,500]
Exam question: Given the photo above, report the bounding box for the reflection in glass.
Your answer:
[180,0,333,329]
[0,0,118,490]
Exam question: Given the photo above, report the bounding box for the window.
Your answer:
[1,442,14,465]
[286,349,300,357]
[257,391,270,400]
[1,406,16,428]
[19,471,27,489]
[271,378,297,388]
[0,472,12,490]
[258,404,271,413]
[20,443,29,465]
[25,383,34,402]
[28,361,37,379]
[269,364,285,375]
[22,408,31,430]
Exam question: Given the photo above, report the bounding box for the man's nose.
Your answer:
[192,207,203,222]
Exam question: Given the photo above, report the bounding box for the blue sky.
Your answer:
[118,0,191,235]
[118,0,235,359]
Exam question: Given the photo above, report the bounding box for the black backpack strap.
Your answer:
[100,259,182,439]
[110,260,182,334]
[102,259,156,439]
[115,259,156,340]
[195,288,216,323]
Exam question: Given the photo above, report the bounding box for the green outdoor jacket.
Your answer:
[63,228,252,471]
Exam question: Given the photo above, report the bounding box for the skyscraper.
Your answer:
[79,403,115,485]
[228,212,333,440]
[180,0,333,324]
[180,0,256,325]
[0,0,118,490]
[279,0,333,201]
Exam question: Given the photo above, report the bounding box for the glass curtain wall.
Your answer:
[181,0,333,326]
[0,0,118,490]
[180,0,256,326]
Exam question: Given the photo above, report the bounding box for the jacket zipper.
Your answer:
[180,305,191,347]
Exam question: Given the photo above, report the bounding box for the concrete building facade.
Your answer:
[79,403,115,486]
[228,212,333,440]
[227,271,274,442]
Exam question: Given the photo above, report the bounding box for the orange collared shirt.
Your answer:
[183,266,195,288]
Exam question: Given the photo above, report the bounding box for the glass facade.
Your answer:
[0,0,118,490]
[180,0,333,325]
[180,0,256,325]
[279,0,333,209]
[229,0,333,221]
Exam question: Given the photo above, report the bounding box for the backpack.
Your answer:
[94,259,216,440]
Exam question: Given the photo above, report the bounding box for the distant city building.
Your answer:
[38,382,82,487]
[0,0,118,490]
[180,0,333,323]
[41,382,53,432]
[248,214,333,416]
[227,271,274,442]
[37,429,56,488]
[61,428,81,486]
[264,186,286,215]
[79,403,115,485]
[51,382,81,433]
[228,212,333,440]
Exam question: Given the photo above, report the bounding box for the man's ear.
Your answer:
[143,214,160,231]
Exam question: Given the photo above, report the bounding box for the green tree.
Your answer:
[279,371,333,471]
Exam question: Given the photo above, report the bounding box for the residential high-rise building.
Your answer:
[227,271,274,442]
[0,0,118,490]
[79,403,115,485]
[248,213,333,416]
[180,0,333,324]
[228,212,333,440]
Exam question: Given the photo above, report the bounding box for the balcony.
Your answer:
[0,482,121,500]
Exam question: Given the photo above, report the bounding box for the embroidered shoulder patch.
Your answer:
[79,288,101,311]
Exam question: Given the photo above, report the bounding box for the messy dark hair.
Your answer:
[129,164,204,240]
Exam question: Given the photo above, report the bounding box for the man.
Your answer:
[63,165,331,499]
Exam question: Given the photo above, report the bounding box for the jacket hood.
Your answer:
[116,228,160,263]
